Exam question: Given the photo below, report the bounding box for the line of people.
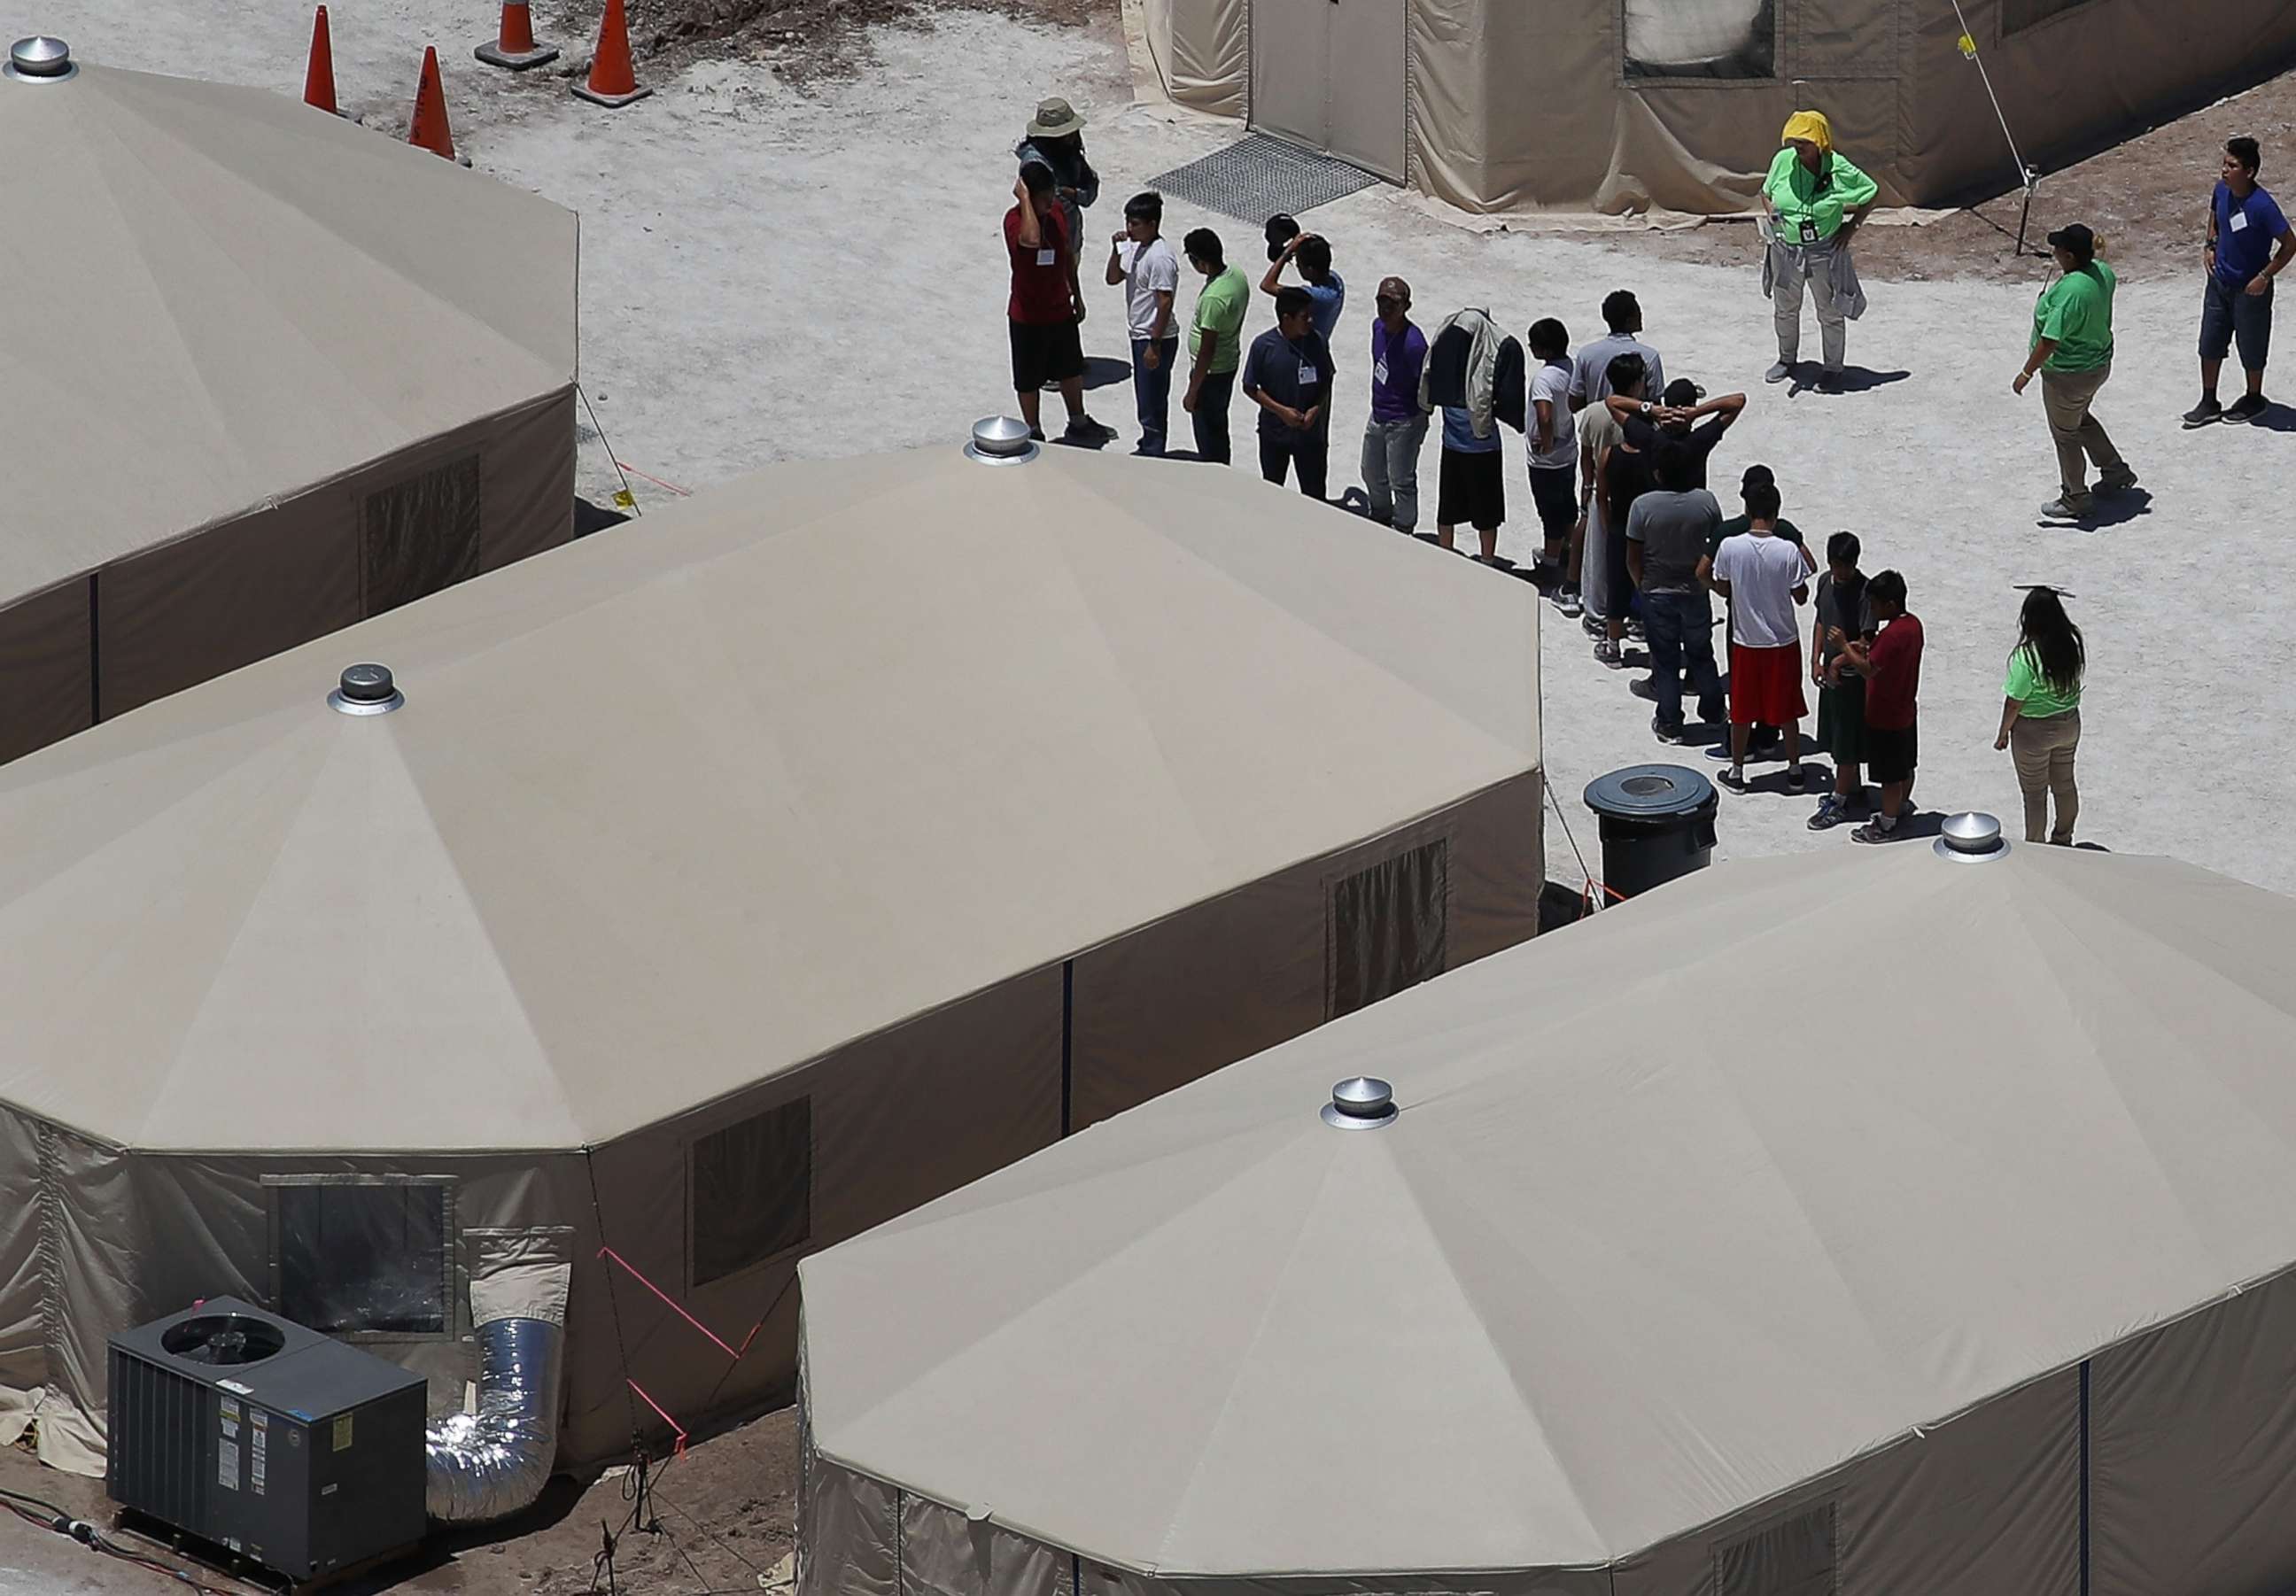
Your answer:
[1005,97,2109,845]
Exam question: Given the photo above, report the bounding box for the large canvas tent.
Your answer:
[799,831,2296,1596]
[0,45,578,765]
[0,439,1544,1478]
[1144,0,2296,213]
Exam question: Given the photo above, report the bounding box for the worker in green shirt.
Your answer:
[2014,224,2138,523]
[1762,110,1878,393]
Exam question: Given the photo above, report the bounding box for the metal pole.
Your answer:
[1948,0,2042,251]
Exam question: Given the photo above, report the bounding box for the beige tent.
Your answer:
[0,438,1544,1478]
[1144,0,2296,213]
[798,827,2296,1596]
[0,43,578,765]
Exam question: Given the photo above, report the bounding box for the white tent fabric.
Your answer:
[0,56,578,760]
[0,441,1544,1473]
[800,840,2296,1592]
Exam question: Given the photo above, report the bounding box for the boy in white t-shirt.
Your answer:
[1105,191,1182,455]
[1707,480,1811,792]
[1526,318,1581,615]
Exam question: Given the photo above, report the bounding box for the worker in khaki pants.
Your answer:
[2015,223,2137,522]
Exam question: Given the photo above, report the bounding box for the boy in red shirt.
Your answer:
[1006,163,1113,445]
[1834,569,1921,844]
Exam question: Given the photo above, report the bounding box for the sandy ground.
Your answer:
[7,0,2296,1588]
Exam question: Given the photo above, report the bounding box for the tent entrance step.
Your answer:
[1148,134,1383,224]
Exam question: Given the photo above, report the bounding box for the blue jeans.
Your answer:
[1642,590,1725,728]
[1131,337,1179,454]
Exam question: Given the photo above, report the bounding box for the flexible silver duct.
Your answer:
[424,1315,563,1523]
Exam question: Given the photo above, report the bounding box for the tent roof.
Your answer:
[0,445,1541,1154]
[0,58,576,605]
[800,841,2296,1577]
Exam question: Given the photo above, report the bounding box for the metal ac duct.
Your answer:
[424,1314,563,1523]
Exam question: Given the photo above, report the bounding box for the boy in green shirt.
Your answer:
[2014,224,2137,522]
[1183,227,1250,467]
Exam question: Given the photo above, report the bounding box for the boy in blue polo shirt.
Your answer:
[2186,136,2296,428]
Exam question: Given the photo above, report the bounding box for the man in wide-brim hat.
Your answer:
[1016,97,1099,275]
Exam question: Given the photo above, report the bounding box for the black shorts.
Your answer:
[1010,319,1084,392]
[1439,446,1505,531]
[2199,274,2273,370]
[1868,720,1918,785]
[1528,463,1578,538]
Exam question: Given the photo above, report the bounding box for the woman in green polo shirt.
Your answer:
[1762,110,1878,392]
[1993,586,2085,844]
[2014,223,2138,523]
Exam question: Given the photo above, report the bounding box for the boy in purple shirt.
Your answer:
[2185,136,2296,427]
[1359,276,1431,532]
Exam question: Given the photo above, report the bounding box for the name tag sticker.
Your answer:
[1036,248,1057,266]
[1299,363,1320,384]
[2231,210,2251,233]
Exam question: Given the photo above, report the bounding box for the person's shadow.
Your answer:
[1788,365,1911,396]
[2238,403,2296,431]
[2046,490,2154,531]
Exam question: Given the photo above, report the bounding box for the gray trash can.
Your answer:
[1581,764,1718,901]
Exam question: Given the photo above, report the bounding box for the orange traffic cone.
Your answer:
[476,0,560,71]
[303,5,338,113]
[572,0,650,108]
[407,46,458,159]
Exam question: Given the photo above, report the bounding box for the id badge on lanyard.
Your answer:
[1799,219,1819,245]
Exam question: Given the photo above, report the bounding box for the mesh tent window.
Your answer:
[2001,0,2088,34]
[1714,1499,1838,1596]
[268,1177,456,1337]
[690,1097,812,1288]
[1624,0,1778,79]
[1327,838,1448,1020]
[363,453,482,616]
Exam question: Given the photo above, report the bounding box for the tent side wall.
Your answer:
[0,580,94,764]
[568,969,1067,1467]
[1141,0,1248,116]
[1611,1364,2081,1596]
[1067,769,1542,1129]
[0,1108,595,1476]
[75,384,577,734]
[1904,0,2296,206]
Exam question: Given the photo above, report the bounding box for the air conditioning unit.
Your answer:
[107,1296,428,1583]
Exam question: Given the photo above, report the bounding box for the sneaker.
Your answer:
[1063,416,1117,444]
[1703,740,1737,762]
[1807,794,1849,831]
[2183,396,2223,429]
[1629,676,1658,701]
[1765,360,1794,384]
[1651,715,1687,745]
[1581,613,1609,640]
[2098,468,2140,493]
[1556,586,1583,618]
[1028,427,1048,443]
[2225,393,2269,425]
[2038,496,2091,522]
[1594,639,1625,670]
[1625,616,1646,642]
[1850,818,1901,844]
[1718,766,1749,793]
[1817,368,1844,394]
[1786,765,1808,790]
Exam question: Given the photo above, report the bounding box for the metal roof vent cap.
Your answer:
[329,663,405,716]
[1935,810,2008,863]
[6,36,76,81]
[1322,1076,1398,1130]
[964,415,1039,466]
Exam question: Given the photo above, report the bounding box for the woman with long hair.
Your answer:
[1994,586,2086,843]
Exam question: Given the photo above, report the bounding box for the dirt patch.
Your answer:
[1563,64,2296,286]
[560,0,1099,85]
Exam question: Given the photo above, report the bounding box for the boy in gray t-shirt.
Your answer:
[1624,482,1724,737]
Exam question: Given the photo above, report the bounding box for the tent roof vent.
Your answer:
[964,415,1039,467]
[1935,811,2007,863]
[1323,1076,1397,1130]
[329,663,405,717]
[6,36,75,80]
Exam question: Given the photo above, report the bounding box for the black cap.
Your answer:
[2046,222,2095,260]
[1264,212,1299,260]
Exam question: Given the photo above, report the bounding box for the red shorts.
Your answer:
[1730,641,1809,726]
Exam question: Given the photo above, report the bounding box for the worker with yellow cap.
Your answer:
[1763,110,1879,392]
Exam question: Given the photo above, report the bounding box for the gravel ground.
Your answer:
[5,0,2296,1589]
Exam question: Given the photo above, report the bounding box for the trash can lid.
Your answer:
[1582,763,1716,819]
